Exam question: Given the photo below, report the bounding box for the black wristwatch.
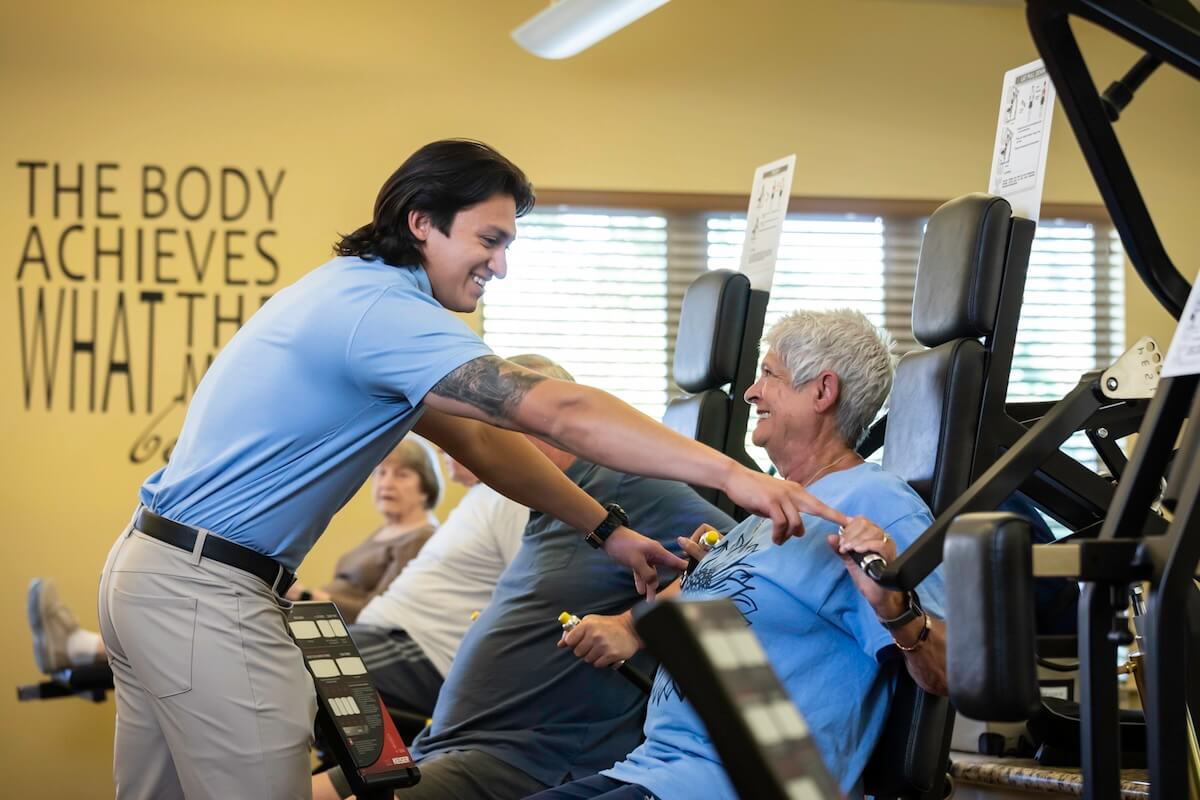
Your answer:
[584,503,629,549]
[877,589,924,630]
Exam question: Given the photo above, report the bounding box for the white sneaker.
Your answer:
[27,578,79,674]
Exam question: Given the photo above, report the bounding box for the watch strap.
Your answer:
[585,503,628,549]
[878,590,923,630]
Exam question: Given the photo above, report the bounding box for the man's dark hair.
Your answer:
[334,139,535,266]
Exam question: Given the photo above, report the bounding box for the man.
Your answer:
[98,139,846,800]
[313,356,736,800]
[540,309,948,800]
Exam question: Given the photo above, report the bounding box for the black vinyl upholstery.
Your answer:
[884,339,987,514]
[863,670,956,797]
[664,270,755,505]
[945,513,1042,722]
[912,193,1012,345]
[673,270,750,393]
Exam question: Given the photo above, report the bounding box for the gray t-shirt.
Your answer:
[410,458,735,786]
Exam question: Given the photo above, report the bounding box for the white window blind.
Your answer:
[481,210,670,420]
[482,200,1125,476]
[1009,221,1126,401]
[706,215,886,327]
[1009,220,1126,468]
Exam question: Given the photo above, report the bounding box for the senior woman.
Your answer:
[286,437,443,622]
[541,308,948,800]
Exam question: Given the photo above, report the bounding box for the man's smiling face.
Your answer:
[415,193,516,312]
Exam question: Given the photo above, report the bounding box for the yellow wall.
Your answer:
[1,1,1195,794]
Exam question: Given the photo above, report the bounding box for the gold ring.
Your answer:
[881,532,890,546]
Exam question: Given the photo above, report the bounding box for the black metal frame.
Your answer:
[1121,376,1200,799]
[1003,374,1199,800]
[16,665,113,703]
[1022,4,1199,796]
[876,374,1148,593]
[859,209,1152,593]
[1026,0,1198,320]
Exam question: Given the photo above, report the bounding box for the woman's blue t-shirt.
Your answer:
[604,463,945,799]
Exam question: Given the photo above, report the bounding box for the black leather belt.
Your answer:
[133,507,296,595]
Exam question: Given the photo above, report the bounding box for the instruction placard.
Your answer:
[988,59,1056,221]
[741,154,795,291]
[1161,270,1200,378]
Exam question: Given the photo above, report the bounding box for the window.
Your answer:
[1010,221,1126,401]
[481,210,671,420]
[1009,220,1126,469]
[481,194,1125,473]
[706,215,886,328]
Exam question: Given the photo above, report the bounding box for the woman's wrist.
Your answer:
[874,592,906,620]
[892,612,931,652]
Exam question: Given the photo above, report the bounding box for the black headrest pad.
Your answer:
[912,193,1012,346]
[674,270,750,393]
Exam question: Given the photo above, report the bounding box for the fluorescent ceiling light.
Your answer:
[512,0,671,60]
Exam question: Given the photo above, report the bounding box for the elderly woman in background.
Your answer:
[286,438,443,622]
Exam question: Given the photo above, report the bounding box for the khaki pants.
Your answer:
[98,523,317,799]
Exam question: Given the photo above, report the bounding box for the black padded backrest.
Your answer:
[913,193,1013,346]
[882,339,987,515]
[663,391,729,505]
[674,270,751,393]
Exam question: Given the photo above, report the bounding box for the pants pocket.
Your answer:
[110,587,197,698]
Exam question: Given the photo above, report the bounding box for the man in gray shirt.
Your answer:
[314,360,734,800]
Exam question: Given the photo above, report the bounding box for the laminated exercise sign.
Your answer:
[1161,270,1200,378]
[988,59,1056,221]
[741,154,795,292]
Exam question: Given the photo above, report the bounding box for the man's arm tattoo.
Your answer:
[430,356,547,422]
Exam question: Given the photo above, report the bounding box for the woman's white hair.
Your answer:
[763,308,896,447]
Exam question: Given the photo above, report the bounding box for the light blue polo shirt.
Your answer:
[603,463,945,799]
[139,256,491,570]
